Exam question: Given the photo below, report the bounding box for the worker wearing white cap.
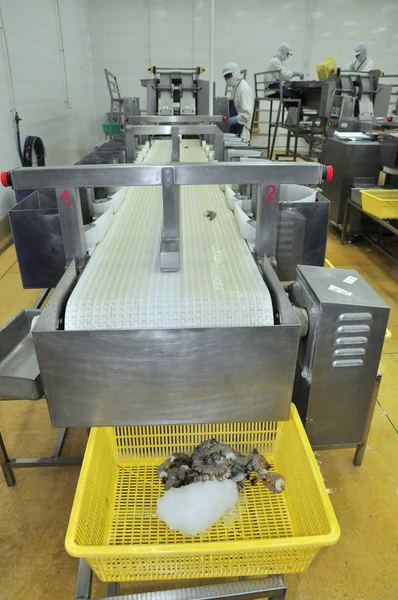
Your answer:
[222,62,254,143]
[344,42,374,72]
[264,43,304,95]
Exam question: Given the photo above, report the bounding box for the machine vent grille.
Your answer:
[332,312,371,368]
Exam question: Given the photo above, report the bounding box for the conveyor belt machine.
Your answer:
[0,130,389,465]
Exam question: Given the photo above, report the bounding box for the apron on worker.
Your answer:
[228,99,243,136]
[228,79,244,136]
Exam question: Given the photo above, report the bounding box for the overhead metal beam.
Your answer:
[9,161,327,190]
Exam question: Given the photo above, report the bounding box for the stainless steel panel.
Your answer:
[33,262,299,427]
[9,190,66,289]
[34,325,298,427]
[320,138,380,224]
[0,310,43,400]
[290,265,389,447]
[276,194,329,281]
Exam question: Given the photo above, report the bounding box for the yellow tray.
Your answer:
[65,405,340,582]
[361,189,398,219]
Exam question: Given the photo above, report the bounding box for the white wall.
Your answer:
[88,0,398,123]
[0,0,98,220]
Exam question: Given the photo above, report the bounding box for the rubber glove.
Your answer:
[293,71,304,80]
[228,115,238,125]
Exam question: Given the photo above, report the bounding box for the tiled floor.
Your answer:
[0,234,397,600]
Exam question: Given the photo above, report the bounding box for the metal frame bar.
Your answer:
[353,372,382,466]
[0,428,83,487]
[9,161,327,190]
[8,161,327,276]
[125,124,224,162]
[127,115,223,124]
[341,197,398,260]
[160,166,180,272]
[74,560,287,600]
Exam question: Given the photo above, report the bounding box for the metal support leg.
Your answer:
[353,372,382,466]
[75,559,93,600]
[51,427,68,458]
[0,433,16,487]
[255,183,280,265]
[267,101,273,158]
[171,126,180,162]
[293,100,301,161]
[75,562,287,600]
[107,582,119,597]
[270,103,282,159]
[341,200,351,245]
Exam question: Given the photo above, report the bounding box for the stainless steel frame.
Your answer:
[126,115,223,125]
[0,291,83,487]
[7,160,327,276]
[124,124,224,162]
[75,559,287,600]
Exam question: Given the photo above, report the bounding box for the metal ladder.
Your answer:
[104,68,123,139]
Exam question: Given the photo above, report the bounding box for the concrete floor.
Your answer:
[0,230,397,599]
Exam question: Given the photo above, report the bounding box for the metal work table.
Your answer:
[341,196,398,260]
[75,560,287,600]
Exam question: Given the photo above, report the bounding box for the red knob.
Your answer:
[325,165,333,181]
[1,171,10,187]
[387,116,392,122]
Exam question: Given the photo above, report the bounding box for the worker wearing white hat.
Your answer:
[222,62,254,143]
[264,43,304,96]
[344,42,374,72]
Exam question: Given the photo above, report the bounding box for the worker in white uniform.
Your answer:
[344,42,374,72]
[264,43,304,98]
[222,63,254,143]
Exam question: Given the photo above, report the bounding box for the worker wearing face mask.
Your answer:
[264,43,304,98]
[222,62,254,143]
[344,42,374,72]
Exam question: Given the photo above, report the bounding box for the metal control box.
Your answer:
[290,265,389,447]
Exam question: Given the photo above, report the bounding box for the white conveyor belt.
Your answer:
[65,140,273,330]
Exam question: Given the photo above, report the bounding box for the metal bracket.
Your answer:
[160,166,180,272]
[255,182,280,263]
[171,126,180,162]
[55,187,87,268]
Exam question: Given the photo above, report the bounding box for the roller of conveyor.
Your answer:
[65,140,273,330]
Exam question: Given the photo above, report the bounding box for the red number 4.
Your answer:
[265,184,277,201]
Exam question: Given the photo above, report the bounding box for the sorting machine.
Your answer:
[0,122,389,471]
[141,66,213,116]
[0,118,390,599]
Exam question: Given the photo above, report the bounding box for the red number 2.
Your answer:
[60,189,70,206]
[265,184,277,201]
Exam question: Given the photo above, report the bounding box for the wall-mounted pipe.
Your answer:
[0,6,17,112]
[209,0,215,116]
[54,0,72,109]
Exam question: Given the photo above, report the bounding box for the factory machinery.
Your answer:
[0,116,389,598]
[254,68,397,162]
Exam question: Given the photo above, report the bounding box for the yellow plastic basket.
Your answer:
[361,189,398,219]
[65,405,340,582]
[316,58,337,80]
